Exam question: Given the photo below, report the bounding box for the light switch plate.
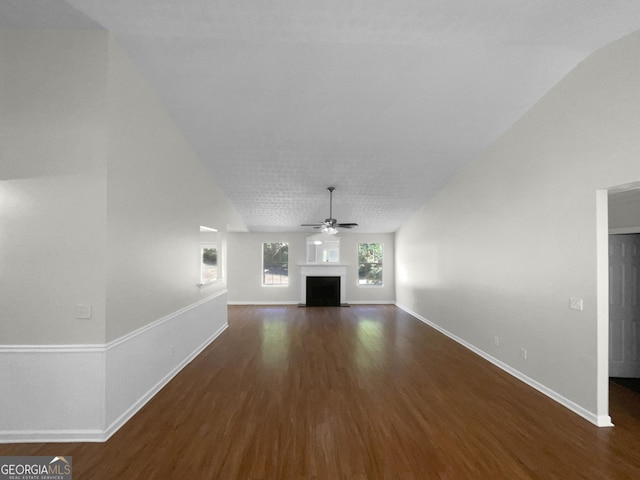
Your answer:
[569,297,584,311]
[76,304,92,319]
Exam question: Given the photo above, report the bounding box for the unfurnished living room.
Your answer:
[2,1,640,478]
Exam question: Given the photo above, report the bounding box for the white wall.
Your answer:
[105,37,245,341]
[0,29,245,442]
[395,30,640,425]
[0,29,109,345]
[227,232,395,304]
[0,28,246,345]
[609,189,640,230]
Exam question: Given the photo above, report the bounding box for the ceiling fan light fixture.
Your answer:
[321,225,338,235]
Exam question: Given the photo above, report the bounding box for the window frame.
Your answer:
[262,242,289,287]
[357,242,384,287]
[200,243,218,285]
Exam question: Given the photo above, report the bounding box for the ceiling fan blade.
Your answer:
[336,223,358,228]
[301,223,324,226]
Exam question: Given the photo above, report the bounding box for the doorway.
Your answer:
[599,183,640,424]
[609,233,640,381]
[609,188,640,405]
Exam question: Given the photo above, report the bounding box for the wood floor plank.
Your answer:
[2,305,640,479]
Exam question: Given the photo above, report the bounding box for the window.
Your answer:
[201,245,218,283]
[358,243,383,286]
[306,235,340,263]
[263,242,289,286]
[199,226,219,285]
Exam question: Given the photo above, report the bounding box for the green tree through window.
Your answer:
[358,243,383,285]
[263,242,289,285]
[201,246,217,283]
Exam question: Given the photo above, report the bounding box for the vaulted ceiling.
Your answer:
[3,1,640,232]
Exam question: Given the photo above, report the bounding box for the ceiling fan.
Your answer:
[301,187,358,235]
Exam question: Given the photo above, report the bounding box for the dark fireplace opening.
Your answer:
[306,276,340,307]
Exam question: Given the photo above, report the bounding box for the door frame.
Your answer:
[596,181,640,426]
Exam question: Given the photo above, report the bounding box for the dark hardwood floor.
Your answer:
[2,305,640,479]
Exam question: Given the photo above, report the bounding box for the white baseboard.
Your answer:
[396,303,613,428]
[227,300,395,306]
[0,291,229,443]
[227,301,299,305]
[0,429,106,444]
[348,300,395,305]
[103,321,227,441]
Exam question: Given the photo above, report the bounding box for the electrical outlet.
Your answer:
[569,297,584,311]
[494,336,500,347]
[520,347,527,360]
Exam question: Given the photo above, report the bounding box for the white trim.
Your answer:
[0,348,105,443]
[0,344,105,354]
[0,291,229,444]
[348,300,395,305]
[0,290,227,354]
[227,300,396,306]
[103,291,228,439]
[0,429,106,444]
[596,190,612,424]
[106,290,226,350]
[609,227,640,234]
[396,303,613,428]
[228,301,299,305]
[102,322,227,441]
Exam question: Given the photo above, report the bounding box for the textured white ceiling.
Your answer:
[4,1,640,232]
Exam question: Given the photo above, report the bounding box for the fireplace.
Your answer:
[306,276,341,306]
[300,264,347,306]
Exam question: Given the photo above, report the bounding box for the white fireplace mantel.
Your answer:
[299,264,347,305]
